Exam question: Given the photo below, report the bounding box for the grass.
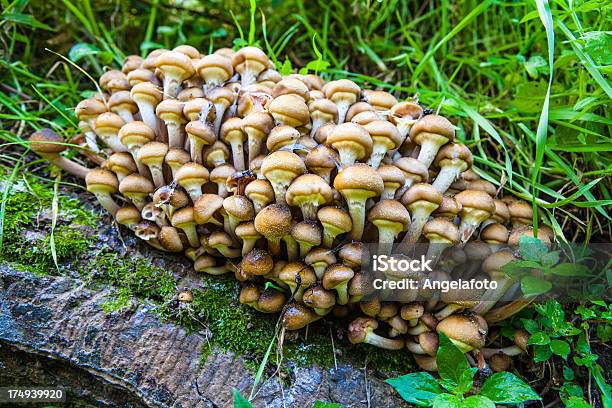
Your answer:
[0,0,610,404]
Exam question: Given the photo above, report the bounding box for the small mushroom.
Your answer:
[165,148,191,180]
[401,302,425,326]
[266,125,300,153]
[195,254,230,275]
[195,53,233,91]
[156,50,195,98]
[303,285,336,316]
[185,120,216,164]
[364,120,401,169]
[232,46,269,87]
[481,223,509,252]
[175,162,209,202]
[261,151,306,205]
[208,86,237,137]
[304,145,340,184]
[304,247,337,280]
[363,90,397,118]
[115,205,141,230]
[325,122,372,167]
[254,203,293,257]
[322,264,354,305]
[388,101,423,141]
[472,249,517,315]
[317,206,352,248]
[377,165,405,200]
[333,164,384,240]
[272,77,310,101]
[309,98,338,138]
[482,330,529,359]
[291,221,322,258]
[368,200,411,252]
[282,303,321,330]
[86,168,120,215]
[75,98,107,152]
[286,174,333,220]
[118,121,156,176]
[508,200,533,228]
[387,314,409,338]
[279,261,316,302]
[220,117,247,170]
[323,79,361,124]
[244,179,274,213]
[130,82,163,137]
[28,129,90,179]
[400,183,443,244]
[208,230,240,258]
[410,114,455,168]
[431,143,473,193]
[223,195,255,237]
[108,91,138,123]
[119,174,155,210]
[171,206,200,247]
[235,221,262,255]
[93,112,128,153]
[432,195,462,221]
[209,164,235,197]
[268,94,310,127]
[347,317,404,350]
[137,141,169,187]
[455,189,496,243]
[158,225,185,252]
[436,312,488,353]
[393,157,429,198]
[242,111,274,165]
[156,99,187,148]
[257,288,287,314]
[423,218,459,265]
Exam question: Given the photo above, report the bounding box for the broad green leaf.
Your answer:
[540,251,560,267]
[232,388,253,408]
[313,402,343,408]
[534,344,553,362]
[461,395,495,408]
[385,372,443,407]
[580,31,612,65]
[565,396,593,408]
[432,393,461,408]
[519,236,548,262]
[563,366,575,381]
[550,339,571,359]
[480,372,541,404]
[454,368,477,395]
[436,333,470,388]
[549,263,590,277]
[521,276,552,296]
[528,331,550,346]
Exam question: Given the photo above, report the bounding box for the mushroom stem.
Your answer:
[240,238,258,256]
[434,304,466,320]
[93,192,120,216]
[377,224,400,256]
[336,101,350,124]
[335,284,349,306]
[189,139,206,164]
[406,341,427,355]
[167,122,184,148]
[417,137,444,168]
[366,331,404,350]
[267,237,281,257]
[459,210,491,243]
[212,103,227,137]
[425,243,450,268]
[402,206,432,244]
[163,76,182,99]
[345,197,367,241]
[182,226,200,248]
[300,202,319,221]
[283,235,298,261]
[270,180,291,205]
[148,165,166,189]
[322,230,337,248]
[367,144,388,170]
[432,164,462,193]
[485,296,536,324]
[80,121,101,152]
[138,105,160,139]
[229,140,246,171]
[482,345,524,359]
[472,277,515,315]
[338,149,358,168]
[247,137,263,166]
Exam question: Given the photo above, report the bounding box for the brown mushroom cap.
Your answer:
[286,174,333,207]
[481,223,509,244]
[333,163,384,197]
[268,94,310,127]
[108,91,138,115]
[158,225,184,252]
[138,141,168,167]
[423,218,459,243]
[118,121,156,148]
[364,120,402,149]
[322,263,355,289]
[363,90,398,112]
[304,247,337,270]
[244,179,274,210]
[323,79,360,105]
[368,200,411,228]
[303,285,336,311]
[232,47,269,78]
[185,120,216,144]
[326,122,373,164]
[75,98,107,121]
[193,194,224,224]
[254,203,293,238]
[317,206,352,235]
[86,168,119,194]
[195,53,233,84]
[272,77,310,101]
[433,195,462,219]
[119,174,155,198]
[394,157,429,184]
[115,205,141,227]
[156,50,195,80]
[508,201,533,225]
[400,183,443,208]
[482,249,515,277]
[29,128,66,154]
[346,102,375,122]
[455,189,496,215]
[282,303,321,330]
[411,114,455,143]
[291,221,322,247]
[436,312,488,352]
[434,142,473,169]
[241,248,274,276]
[130,82,163,106]
[266,125,300,152]
[223,195,255,221]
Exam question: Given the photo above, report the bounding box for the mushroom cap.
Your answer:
[156,99,186,122]
[302,74,325,90]
[183,98,214,122]
[433,196,462,218]
[75,98,107,121]
[172,45,201,59]
[223,195,254,220]
[130,82,163,105]
[350,110,379,126]
[363,120,402,149]
[193,194,224,224]
[508,200,533,224]
[482,249,515,275]
[393,157,429,183]
[282,303,320,330]
[279,261,316,287]
[195,53,233,82]
[436,313,488,351]
[175,163,210,186]
[291,221,322,247]
[339,242,363,268]
[118,121,156,147]
[489,352,513,372]
[239,283,261,305]
[209,164,235,185]
[303,285,336,310]
[155,50,195,80]
[208,230,234,248]
[361,299,382,318]
[304,247,337,267]
[220,117,246,143]
[322,263,355,289]
[326,122,373,160]
[257,68,282,86]
[418,332,440,357]
[152,185,189,209]
[266,125,300,152]
[368,200,411,230]
[272,77,310,101]
[115,206,141,226]
[245,179,274,204]
[231,46,269,74]
[481,223,509,244]
[127,68,159,86]
[491,199,510,224]
[186,121,216,145]
[388,101,424,124]
[158,226,184,252]
[261,151,306,180]
[401,302,425,320]
[29,128,66,154]
[363,90,398,111]
[434,143,473,168]
[100,69,130,92]
[323,79,360,103]
[347,316,377,344]
[455,189,496,214]
[464,241,492,261]
[257,288,286,313]
[119,174,155,196]
[254,203,293,238]
[242,111,274,135]
[346,102,375,122]
[178,86,206,102]
[317,206,352,233]
[508,225,552,247]
[235,221,260,239]
[422,218,459,243]
[309,98,338,122]
[466,179,497,197]
[514,330,530,351]
[333,163,384,197]
[171,206,195,227]
[387,315,409,335]
[410,114,455,144]
[268,94,310,127]
[108,91,138,114]
[122,55,143,74]
[377,165,405,187]
[314,123,335,144]
[304,145,339,173]
[138,142,169,166]
[286,174,333,207]
[86,168,119,194]
[400,183,443,207]
[165,148,191,169]
[241,248,274,275]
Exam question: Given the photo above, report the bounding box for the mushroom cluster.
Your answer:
[29,45,552,373]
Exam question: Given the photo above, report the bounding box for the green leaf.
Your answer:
[480,372,541,404]
[461,395,495,408]
[313,402,343,408]
[533,345,553,362]
[1,12,55,30]
[565,396,593,408]
[436,333,470,389]
[563,365,575,381]
[454,368,477,395]
[385,372,443,407]
[519,235,548,262]
[540,251,560,267]
[550,339,571,359]
[521,276,552,296]
[548,263,591,277]
[276,57,293,76]
[580,31,612,66]
[528,331,550,345]
[232,388,253,408]
[432,393,461,408]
